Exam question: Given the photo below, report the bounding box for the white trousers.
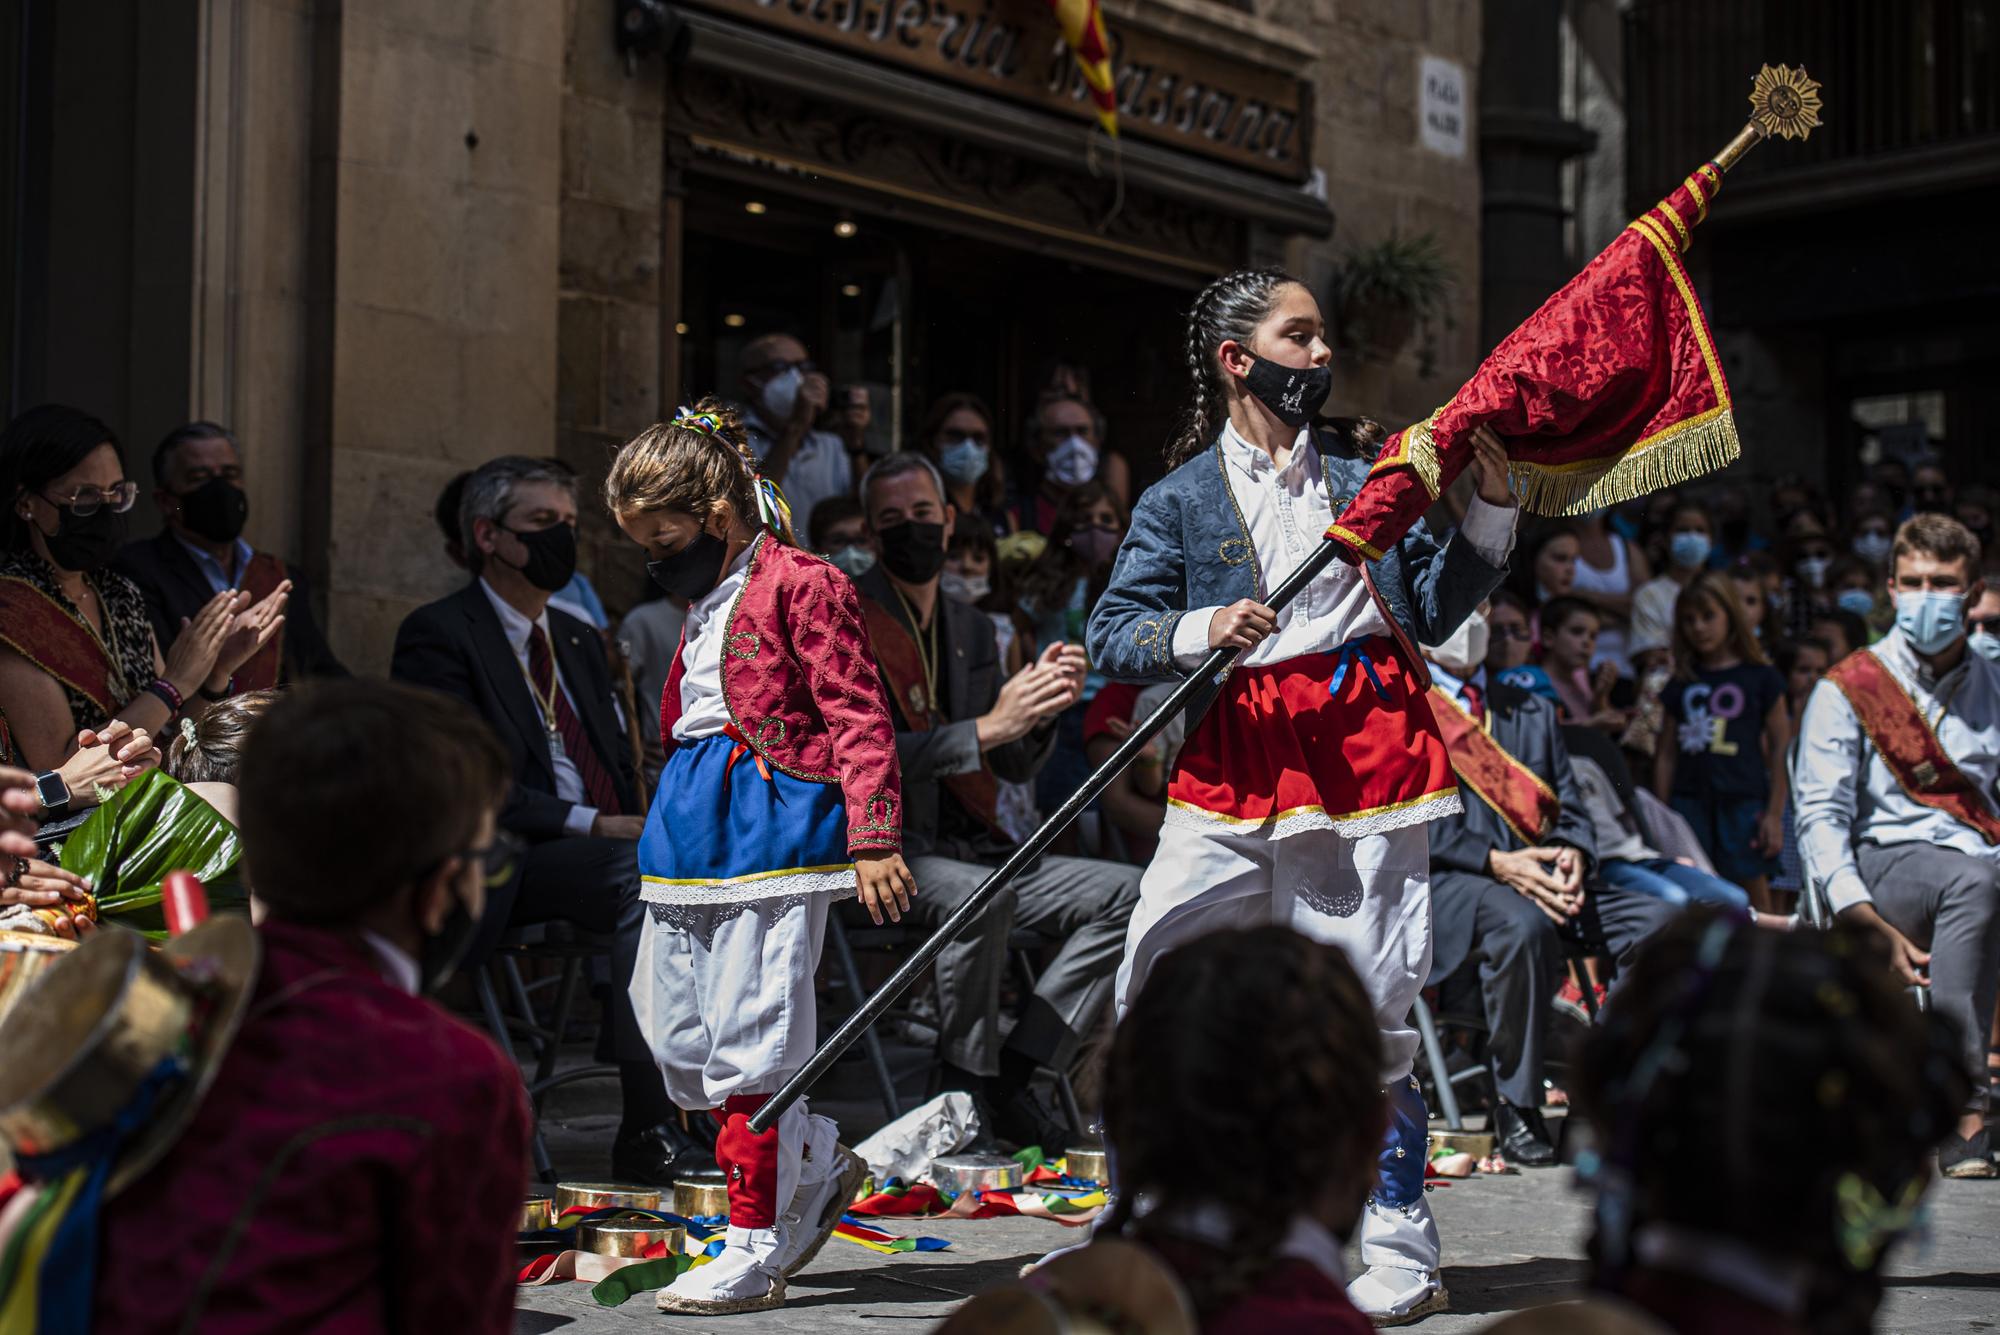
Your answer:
[629,894,830,1109]
[1117,821,1433,1085]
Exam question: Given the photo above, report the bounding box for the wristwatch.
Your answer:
[32,770,70,814]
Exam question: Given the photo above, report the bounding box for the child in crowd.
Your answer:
[1094,925,1384,1333]
[95,679,530,1333]
[604,401,913,1315]
[943,525,1039,840]
[163,687,278,825]
[1770,638,1831,901]
[1539,596,1624,730]
[1488,915,1967,1335]
[1485,588,1555,699]
[1656,572,1790,913]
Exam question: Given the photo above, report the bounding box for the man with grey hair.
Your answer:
[853,450,1138,1150]
[392,455,703,1181]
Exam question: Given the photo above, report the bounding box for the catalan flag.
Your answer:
[1048,0,1118,137]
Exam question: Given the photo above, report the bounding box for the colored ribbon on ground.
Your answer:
[834,1215,952,1254]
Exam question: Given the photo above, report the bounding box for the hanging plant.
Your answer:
[1329,231,1457,377]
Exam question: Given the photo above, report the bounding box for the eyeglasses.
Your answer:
[750,357,815,380]
[1972,617,2000,636]
[462,831,522,889]
[40,482,139,516]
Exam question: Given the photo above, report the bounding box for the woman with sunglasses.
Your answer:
[0,405,287,813]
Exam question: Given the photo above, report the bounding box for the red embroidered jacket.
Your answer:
[660,534,903,853]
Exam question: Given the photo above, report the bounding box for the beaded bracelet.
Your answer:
[145,678,185,714]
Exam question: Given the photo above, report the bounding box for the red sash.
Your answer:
[859,597,1005,838]
[0,576,124,719]
[232,552,290,692]
[1825,648,2000,845]
[1430,686,1561,845]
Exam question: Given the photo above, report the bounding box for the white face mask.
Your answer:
[1046,434,1098,487]
[760,365,803,422]
[939,571,990,604]
[1425,609,1490,678]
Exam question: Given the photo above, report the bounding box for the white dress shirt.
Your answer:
[480,578,597,837]
[1171,420,1518,669]
[360,929,421,995]
[745,409,853,536]
[1795,626,2000,915]
[674,543,754,743]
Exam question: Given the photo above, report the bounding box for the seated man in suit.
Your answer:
[856,451,1138,1150]
[391,455,693,1180]
[116,420,346,691]
[1420,604,1673,1167]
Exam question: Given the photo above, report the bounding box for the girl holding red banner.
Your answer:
[1087,269,1518,1324]
[605,401,914,1314]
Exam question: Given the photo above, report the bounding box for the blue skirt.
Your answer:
[639,732,855,908]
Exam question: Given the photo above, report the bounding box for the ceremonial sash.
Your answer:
[1825,649,2000,845]
[232,552,290,693]
[859,598,1005,838]
[1429,686,1560,845]
[0,576,124,719]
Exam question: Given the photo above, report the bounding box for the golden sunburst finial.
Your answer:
[1749,63,1824,141]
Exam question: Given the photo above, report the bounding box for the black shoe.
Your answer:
[1939,1128,1999,1179]
[990,1087,1076,1158]
[611,1120,714,1186]
[1493,1102,1558,1168]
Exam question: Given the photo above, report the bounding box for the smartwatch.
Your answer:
[32,770,70,813]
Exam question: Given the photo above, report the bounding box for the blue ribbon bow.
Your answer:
[1327,638,1389,701]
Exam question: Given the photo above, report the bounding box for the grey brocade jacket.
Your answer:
[1085,423,1508,695]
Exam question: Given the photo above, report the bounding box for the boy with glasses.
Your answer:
[96,680,533,1331]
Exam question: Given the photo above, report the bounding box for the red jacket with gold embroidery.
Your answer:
[659,534,902,853]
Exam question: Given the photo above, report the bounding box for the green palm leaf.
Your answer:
[55,769,245,936]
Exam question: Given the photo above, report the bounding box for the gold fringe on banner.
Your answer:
[1507,408,1742,517]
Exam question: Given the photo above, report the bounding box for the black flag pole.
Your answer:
[747,534,1349,1133]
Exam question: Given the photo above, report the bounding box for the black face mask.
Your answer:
[503,522,577,592]
[42,505,128,573]
[417,881,484,995]
[1241,353,1332,430]
[647,528,728,600]
[174,477,250,544]
[876,520,948,584]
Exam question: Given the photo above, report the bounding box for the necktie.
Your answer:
[527,624,622,816]
[1461,682,1486,723]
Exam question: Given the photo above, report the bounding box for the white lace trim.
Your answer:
[641,866,857,908]
[1161,788,1461,842]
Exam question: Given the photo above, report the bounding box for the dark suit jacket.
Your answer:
[1429,677,1598,979]
[856,565,1052,858]
[115,530,347,682]
[391,582,639,842]
[1430,678,1596,877]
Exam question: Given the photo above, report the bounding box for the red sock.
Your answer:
[714,1094,781,1228]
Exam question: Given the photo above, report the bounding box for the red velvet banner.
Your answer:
[1328,162,1736,561]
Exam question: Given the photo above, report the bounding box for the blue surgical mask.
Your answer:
[1973,631,2000,663]
[1046,435,1098,487]
[938,437,990,486]
[1853,532,1893,566]
[1836,588,1875,618]
[827,544,876,579]
[1895,590,1966,656]
[1669,531,1711,570]
[760,365,803,422]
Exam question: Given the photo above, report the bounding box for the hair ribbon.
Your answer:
[673,405,728,439]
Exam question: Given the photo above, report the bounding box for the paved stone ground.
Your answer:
[508,1059,2000,1333]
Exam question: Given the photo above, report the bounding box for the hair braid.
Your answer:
[1165,267,1302,469]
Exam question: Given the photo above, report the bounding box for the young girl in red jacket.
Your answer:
[606,401,915,1315]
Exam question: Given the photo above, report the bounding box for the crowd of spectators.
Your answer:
[2,339,1996,1328]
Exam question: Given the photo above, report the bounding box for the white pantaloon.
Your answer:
[630,892,828,1109]
[1117,821,1433,1085]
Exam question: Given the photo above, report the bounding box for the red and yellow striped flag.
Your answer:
[1048,0,1117,136]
